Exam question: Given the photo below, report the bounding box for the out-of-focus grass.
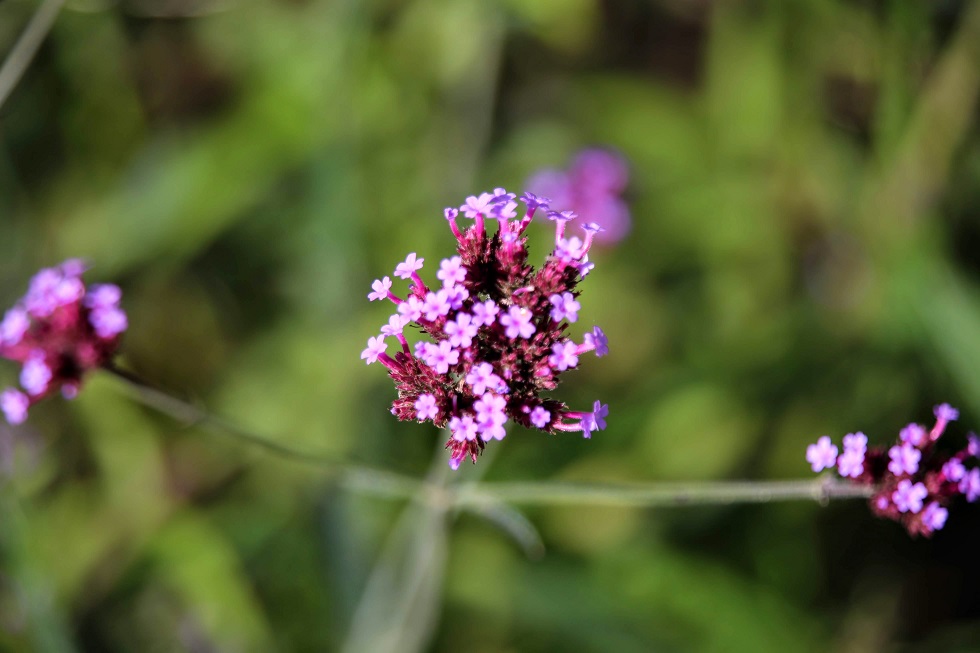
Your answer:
[2,0,980,651]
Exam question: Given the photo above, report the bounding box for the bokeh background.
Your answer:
[2,0,980,650]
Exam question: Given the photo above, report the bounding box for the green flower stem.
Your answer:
[103,364,875,509]
[101,363,426,497]
[0,0,66,110]
[453,477,874,509]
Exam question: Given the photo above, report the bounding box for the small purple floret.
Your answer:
[90,307,128,339]
[837,449,865,478]
[394,253,424,280]
[921,502,948,531]
[20,353,52,397]
[360,336,388,365]
[84,284,122,309]
[548,341,579,371]
[368,277,393,302]
[942,458,966,482]
[0,388,29,425]
[530,406,550,428]
[960,468,980,502]
[806,436,838,472]
[415,394,438,421]
[584,326,608,357]
[500,306,535,340]
[892,479,927,514]
[899,423,926,446]
[591,401,608,431]
[842,432,868,453]
[437,256,466,287]
[935,403,959,423]
[0,308,30,345]
[549,292,580,323]
[888,443,921,476]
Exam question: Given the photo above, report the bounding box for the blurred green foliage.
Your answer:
[2,0,980,651]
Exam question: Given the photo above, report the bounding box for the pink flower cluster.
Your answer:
[807,404,979,537]
[1,260,127,424]
[362,189,609,469]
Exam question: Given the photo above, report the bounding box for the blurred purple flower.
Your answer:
[526,148,631,245]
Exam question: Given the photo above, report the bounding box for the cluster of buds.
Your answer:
[361,189,609,469]
[0,260,127,424]
[807,404,979,536]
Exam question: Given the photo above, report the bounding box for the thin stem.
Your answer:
[100,364,425,497]
[101,366,874,511]
[0,0,66,110]
[453,477,874,508]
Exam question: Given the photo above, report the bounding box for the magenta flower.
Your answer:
[362,188,609,468]
[0,260,127,424]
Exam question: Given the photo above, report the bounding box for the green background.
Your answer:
[1,0,979,650]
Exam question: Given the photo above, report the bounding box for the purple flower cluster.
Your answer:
[1,260,127,424]
[807,404,978,537]
[526,149,630,245]
[362,189,609,469]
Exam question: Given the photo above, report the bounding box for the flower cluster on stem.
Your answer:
[807,404,978,536]
[1,260,127,424]
[362,188,609,469]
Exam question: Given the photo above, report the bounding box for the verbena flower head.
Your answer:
[526,148,631,245]
[362,189,609,469]
[806,403,977,537]
[0,260,126,424]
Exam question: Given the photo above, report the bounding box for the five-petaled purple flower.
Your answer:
[362,187,609,468]
[893,479,928,514]
[806,436,838,472]
[1,260,127,424]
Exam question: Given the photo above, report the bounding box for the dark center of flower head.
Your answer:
[362,189,610,469]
